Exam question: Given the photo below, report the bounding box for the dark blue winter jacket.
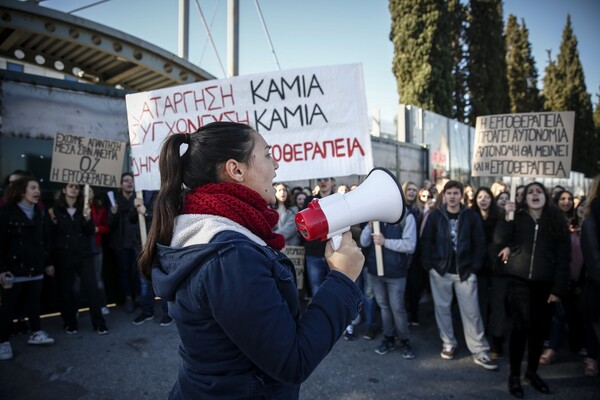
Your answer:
[152,215,362,399]
[420,204,485,281]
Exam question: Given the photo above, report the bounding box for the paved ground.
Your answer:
[0,300,598,400]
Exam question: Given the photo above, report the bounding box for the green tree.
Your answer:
[448,0,468,122]
[505,15,541,113]
[593,91,600,173]
[467,0,509,123]
[389,0,453,117]
[544,15,597,175]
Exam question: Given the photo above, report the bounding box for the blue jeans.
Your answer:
[139,273,169,316]
[372,275,409,341]
[361,269,376,328]
[305,256,328,296]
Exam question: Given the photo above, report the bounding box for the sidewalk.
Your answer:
[1,300,598,400]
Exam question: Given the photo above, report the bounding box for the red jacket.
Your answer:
[90,203,110,246]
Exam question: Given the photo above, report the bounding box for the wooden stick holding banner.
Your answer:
[508,177,517,221]
[136,191,147,247]
[373,221,384,276]
[83,184,90,209]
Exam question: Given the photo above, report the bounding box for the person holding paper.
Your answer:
[495,182,570,398]
[137,122,364,399]
[360,208,417,358]
[46,183,108,335]
[0,177,55,361]
[421,180,497,371]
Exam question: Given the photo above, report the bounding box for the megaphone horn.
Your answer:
[295,167,406,250]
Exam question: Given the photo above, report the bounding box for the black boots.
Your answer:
[508,375,524,398]
[524,370,550,394]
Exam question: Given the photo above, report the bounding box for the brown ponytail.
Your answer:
[138,122,256,279]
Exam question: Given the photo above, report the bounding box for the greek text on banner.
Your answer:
[471,111,574,178]
[50,132,126,188]
[125,64,373,190]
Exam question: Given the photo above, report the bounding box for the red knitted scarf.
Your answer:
[183,182,285,250]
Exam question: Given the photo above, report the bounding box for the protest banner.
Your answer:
[281,245,305,290]
[125,64,373,190]
[50,132,127,188]
[472,111,575,179]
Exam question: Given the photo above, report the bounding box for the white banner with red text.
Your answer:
[125,64,373,190]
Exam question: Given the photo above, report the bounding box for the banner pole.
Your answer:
[136,191,147,247]
[373,221,384,276]
[508,177,517,221]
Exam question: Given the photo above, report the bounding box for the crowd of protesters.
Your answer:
[0,167,599,398]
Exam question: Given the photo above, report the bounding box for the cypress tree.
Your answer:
[505,16,541,113]
[448,0,468,122]
[548,15,596,176]
[467,0,509,123]
[389,0,453,117]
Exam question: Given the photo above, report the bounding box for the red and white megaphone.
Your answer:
[295,167,406,250]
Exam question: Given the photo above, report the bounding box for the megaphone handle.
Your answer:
[330,234,343,251]
[328,226,351,251]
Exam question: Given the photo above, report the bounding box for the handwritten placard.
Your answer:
[472,111,574,178]
[50,132,126,188]
[281,245,305,290]
[125,64,373,190]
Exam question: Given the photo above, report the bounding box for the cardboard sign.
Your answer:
[125,64,373,190]
[281,245,305,290]
[472,111,574,178]
[50,133,126,188]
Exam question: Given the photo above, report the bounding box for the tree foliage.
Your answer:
[505,15,541,113]
[466,0,509,122]
[447,0,468,122]
[543,15,597,175]
[389,0,453,117]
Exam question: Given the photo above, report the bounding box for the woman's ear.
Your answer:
[223,159,246,183]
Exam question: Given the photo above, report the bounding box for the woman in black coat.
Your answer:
[46,183,107,335]
[0,177,55,361]
[495,182,570,398]
[581,175,600,377]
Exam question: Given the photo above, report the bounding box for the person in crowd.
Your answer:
[292,191,307,211]
[131,191,173,327]
[46,183,108,335]
[108,172,140,313]
[272,183,300,247]
[88,187,110,315]
[0,170,39,334]
[417,188,433,213]
[360,207,417,358]
[463,184,475,207]
[0,177,54,361]
[1,170,46,215]
[551,185,566,200]
[403,181,426,326]
[539,189,586,365]
[491,181,509,198]
[471,187,506,357]
[496,182,570,397]
[496,191,510,210]
[421,180,497,371]
[515,185,526,206]
[137,122,364,398]
[580,175,600,377]
[337,184,350,194]
[303,177,336,297]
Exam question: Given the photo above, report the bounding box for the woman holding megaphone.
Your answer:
[138,122,364,399]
